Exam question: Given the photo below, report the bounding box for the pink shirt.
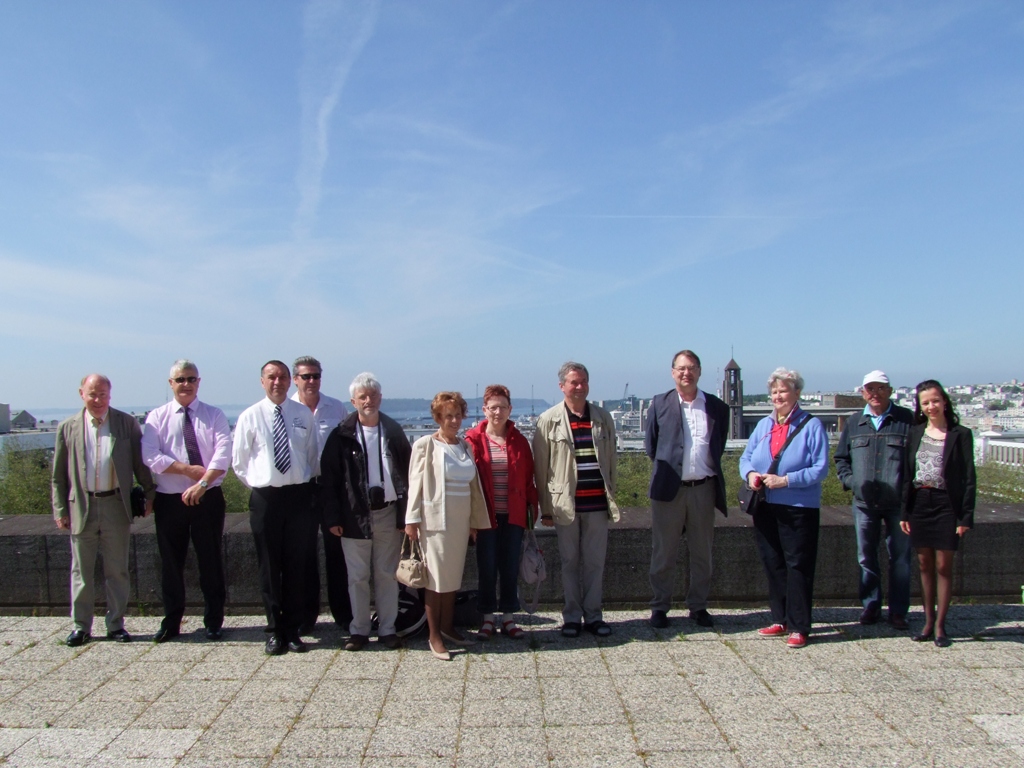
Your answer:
[142,400,232,494]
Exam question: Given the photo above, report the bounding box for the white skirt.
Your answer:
[422,492,471,593]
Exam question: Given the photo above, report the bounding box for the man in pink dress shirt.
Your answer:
[142,359,232,642]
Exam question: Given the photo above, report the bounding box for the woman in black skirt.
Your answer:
[900,380,975,648]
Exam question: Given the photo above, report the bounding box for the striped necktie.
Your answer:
[181,407,203,467]
[272,404,291,474]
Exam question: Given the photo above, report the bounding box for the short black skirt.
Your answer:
[908,487,960,551]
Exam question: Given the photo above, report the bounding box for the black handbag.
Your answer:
[738,414,812,515]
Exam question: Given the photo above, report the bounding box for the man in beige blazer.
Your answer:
[52,374,155,646]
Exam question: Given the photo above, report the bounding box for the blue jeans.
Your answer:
[475,516,525,614]
[853,504,911,617]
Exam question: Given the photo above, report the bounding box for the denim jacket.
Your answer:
[834,404,914,510]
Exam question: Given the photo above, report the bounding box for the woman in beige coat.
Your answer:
[405,392,490,660]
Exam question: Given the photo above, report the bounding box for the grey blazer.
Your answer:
[51,408,156,535]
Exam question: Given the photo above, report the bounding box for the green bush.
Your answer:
[615,448,853,509]
[0,442,54,516]
[221,469,251,514]
[977,463,1024,503]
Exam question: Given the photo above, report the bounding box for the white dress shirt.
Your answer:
[357,421,397,503]
[232,397,318,488]
[84,411,115,492]
[289,391,348,461]
[142,399,233,494]
[678,389,715,481]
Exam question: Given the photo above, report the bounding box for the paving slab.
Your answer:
[0,607,1023,766]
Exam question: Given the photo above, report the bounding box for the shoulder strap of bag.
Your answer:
[767,413,813,475]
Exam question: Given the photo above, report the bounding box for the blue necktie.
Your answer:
[273,405,291,474]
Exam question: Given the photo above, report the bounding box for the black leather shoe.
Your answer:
[205,627,223,641]
[287,635,307,653]
[889,614,909,631]
[265,635,287,656]
[378,634,402,650]
[66,629,90,647]
[859,606,880,625]
[345,634,368,651]
[912,630,934,642]
[154,626,180,643]
[107,629,132,643]
[650,610,669,629]
[934,635,952,648]
[690,609,714,628]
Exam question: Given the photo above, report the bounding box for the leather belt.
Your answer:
[88,489,120,498]
[680,476,712,488]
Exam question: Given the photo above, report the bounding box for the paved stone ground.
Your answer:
[2,606,1024,767]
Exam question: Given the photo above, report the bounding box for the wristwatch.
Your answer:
[199,480,209,489]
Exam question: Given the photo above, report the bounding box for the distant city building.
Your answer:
[978,430,1024,469]
[722,358,743,440]
[10,410,36,430]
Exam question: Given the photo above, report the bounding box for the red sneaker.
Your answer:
[786,632,808,648]
[757,623,787,637]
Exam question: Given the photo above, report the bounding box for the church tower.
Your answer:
[723,358,744,439]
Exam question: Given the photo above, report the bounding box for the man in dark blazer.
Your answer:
[52,374,155,647]
[644,350,729,629]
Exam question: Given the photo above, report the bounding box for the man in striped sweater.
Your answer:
[533,362,619,638]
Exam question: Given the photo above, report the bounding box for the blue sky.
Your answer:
[1,1,1022,411]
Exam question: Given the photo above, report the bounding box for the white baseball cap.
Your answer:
[862,370,890,387]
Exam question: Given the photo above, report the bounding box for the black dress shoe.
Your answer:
[154,626,180,643]
[378,634,402,650]
[345,634,368,651]
[888,614,909,631]
[205,627,223,641]
[287,635,307,653]
[912,630,934,642]
[859,606,880,625]
[650,610,669,629]
[690,609,714,628]
[265,635,287,656]
[66,629,90,647]
[106,629,132,643]
[934,635,952,648]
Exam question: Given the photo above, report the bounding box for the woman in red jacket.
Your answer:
[464,385,539,640]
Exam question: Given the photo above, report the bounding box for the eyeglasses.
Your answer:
[172,376,198,384]
[297,373,322,381]
[484,405,510,413]
[673,365,699,374]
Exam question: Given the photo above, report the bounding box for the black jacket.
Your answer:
[901,423,976,528]
[834,404,914,510]
[320,412,412,539]
[644,389,730,514]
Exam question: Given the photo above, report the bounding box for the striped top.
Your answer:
[485,435,509,515]
[567,404,608,514]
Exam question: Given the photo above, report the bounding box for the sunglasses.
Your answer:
[297,373,322,381]
[172,376,199,384]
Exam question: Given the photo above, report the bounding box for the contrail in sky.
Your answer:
[294,0,379,240]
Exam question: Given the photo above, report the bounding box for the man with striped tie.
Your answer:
[533,362,619,638]
[232,360,319,655]
[142,359,233,643]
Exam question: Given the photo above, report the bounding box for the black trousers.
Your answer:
[753,503,820,635]
[154,487,226,632]
[304,483,352,628]
[249,483,316,637]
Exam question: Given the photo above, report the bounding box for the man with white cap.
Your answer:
[834,370,914,629]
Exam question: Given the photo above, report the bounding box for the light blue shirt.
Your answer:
[863,403,893,431]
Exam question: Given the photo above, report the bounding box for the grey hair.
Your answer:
[79,373,112,389]
[558,361,589,384]
[766,367,804,393]
[292,356,322,376]
[349,372,382,398]
[169,359,198,378]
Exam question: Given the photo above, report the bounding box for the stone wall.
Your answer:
[1,506,1021,613]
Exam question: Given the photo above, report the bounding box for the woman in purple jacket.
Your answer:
[740,367,829,649]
